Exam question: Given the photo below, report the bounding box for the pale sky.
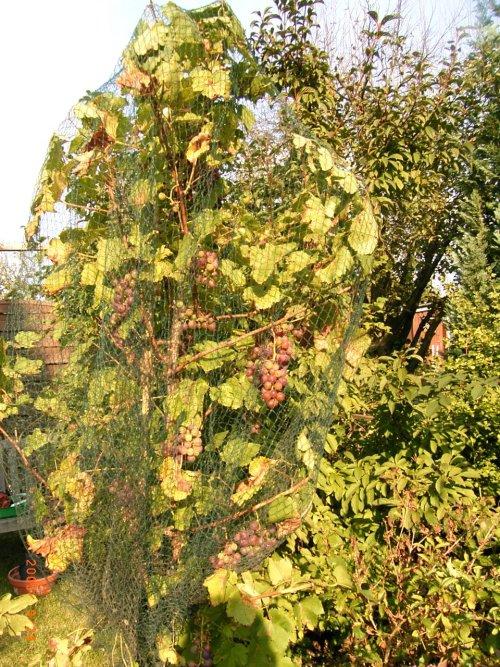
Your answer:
[0,0,474,246]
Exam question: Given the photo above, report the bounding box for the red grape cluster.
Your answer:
[210,521,278,570]
[171,425,203,462]
[181,307,216,333]
[195,250,219,288]
[187,642,213,667]
[245,333,293,409]
[110,270,137,328]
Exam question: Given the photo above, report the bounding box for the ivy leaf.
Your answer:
[191,64,231,100]
[348,208,378,255]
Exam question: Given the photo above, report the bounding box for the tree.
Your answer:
[254,1,496,357]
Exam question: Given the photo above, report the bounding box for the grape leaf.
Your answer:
[348,208,378,255]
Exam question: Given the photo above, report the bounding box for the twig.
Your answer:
[215,311,258,321]
[0,425,48,488]
[174,309,306,375]
[189,476,310,533]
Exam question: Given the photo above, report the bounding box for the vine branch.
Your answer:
[0,425,48,489]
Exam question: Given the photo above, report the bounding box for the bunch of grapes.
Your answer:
[167,425,203,462]
[187,642,213,667]
[180,307,217,333]
[110,269,137,328]
[210,521,277,570]
[195,250,219,288]
[259,360,288,409]
[245,332,294,409]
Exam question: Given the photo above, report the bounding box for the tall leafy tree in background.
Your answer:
[253,0,498,356]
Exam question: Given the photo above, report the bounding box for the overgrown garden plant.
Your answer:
[2,1,379,661]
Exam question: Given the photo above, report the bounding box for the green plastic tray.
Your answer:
[0,498,27,520]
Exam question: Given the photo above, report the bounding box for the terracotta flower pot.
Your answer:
[8,566,58,596]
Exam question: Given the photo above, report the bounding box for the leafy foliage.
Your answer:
[0,593,37,638]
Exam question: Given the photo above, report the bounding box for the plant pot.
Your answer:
[0,497,27,520]
[8,566,58,596]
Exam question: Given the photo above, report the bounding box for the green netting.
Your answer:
[1,2,378,663]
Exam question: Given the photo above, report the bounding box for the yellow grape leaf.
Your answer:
[43,268,72,295]
[186,132,211,163]
[46,238,71,265]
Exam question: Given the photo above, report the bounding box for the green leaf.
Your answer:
[96,237,130,273]
[133,22,170,56]
[191,64,231,100]
[13,331,42,350]
[294,595,324,630]
[43,268,72,295]
[283,250,315,278]
[317,147,334,171]
[226,593,257,626]
[204,569,237,605]
[189,341,237,372]
[186,131,211,163]
[243,284,283,310]
[24,428,49,456]
[332,561,353,588]
[210,375,256,410]
[315,247,353,283]
[292,134,309,149]
[220,439,260,467]
[80,262,100,286]
[267,496,298,523]
[249,243,295,285]
[267,556,293,586]
[220,258,246,288]
[348,208,378,255]
[165,378,208,422]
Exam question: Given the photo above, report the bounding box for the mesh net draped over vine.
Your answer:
[3,1,378,661]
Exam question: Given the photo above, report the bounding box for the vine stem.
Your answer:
[173,308,306,375]
[0,425,48,489]
[188,476,310,533]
